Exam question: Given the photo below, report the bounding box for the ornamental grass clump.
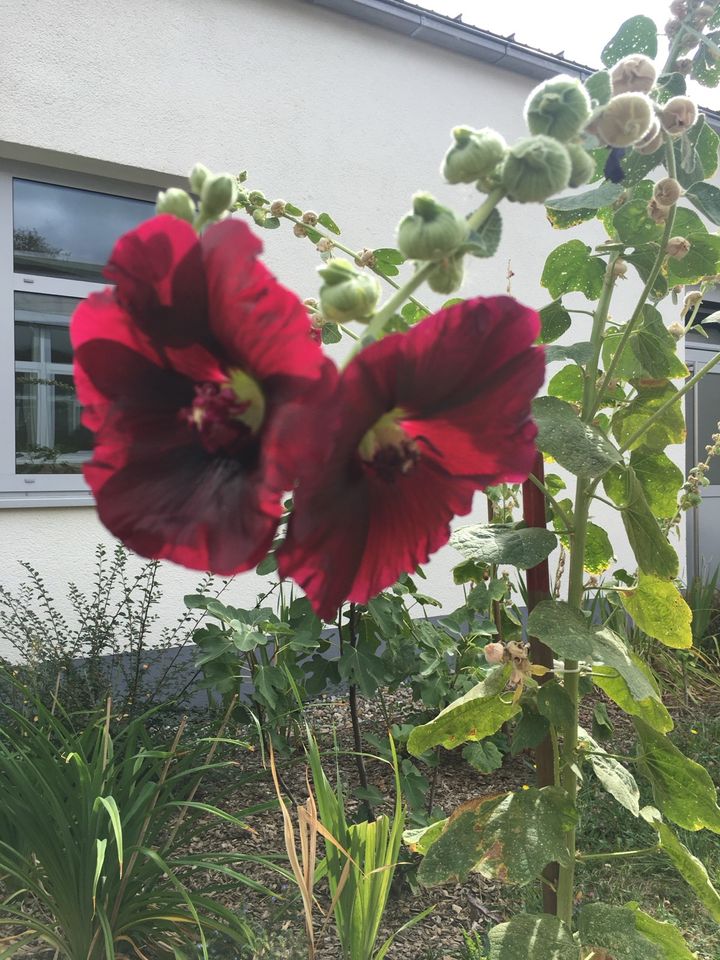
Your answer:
[69,0,720,956]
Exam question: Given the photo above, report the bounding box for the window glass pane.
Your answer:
[697,371,720,485]
[14,292,92,475]
[13,178,154,281]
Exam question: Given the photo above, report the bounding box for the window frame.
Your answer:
[0,160,156,508]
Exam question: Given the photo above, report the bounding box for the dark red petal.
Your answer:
[86,421,279,575]
[279,457,476,620]
[201,218,328,382]
[104,214,210,347]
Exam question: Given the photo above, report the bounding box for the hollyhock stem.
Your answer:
[351,187,505,355]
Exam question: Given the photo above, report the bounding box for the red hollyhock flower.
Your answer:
[277,296,545,620]
[71,214,335,575]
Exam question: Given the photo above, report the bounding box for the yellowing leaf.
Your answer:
[620,574,692,649]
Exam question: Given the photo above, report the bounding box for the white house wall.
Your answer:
[0,0,690,657]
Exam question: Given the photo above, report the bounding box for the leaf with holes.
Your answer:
[601,15,658,66]
[418,787,577,887]
[541,240,607,300]
[462,208,502,258]
[614,200,663,246]
[539,301,572,343]
[666,233,720,285]
[635,719,720,833]
[612,381,685,452]
[546,180,623,213]
[534,396,621,478]
[407,665,519,755]
[629,449,683,519]
[548,365,583,403]
[685,181,720,226]
[585,70,613,105]
[629,306,688,380]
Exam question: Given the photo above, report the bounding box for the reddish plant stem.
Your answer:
[522,453,558,915]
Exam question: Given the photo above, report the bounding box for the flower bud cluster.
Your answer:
[318,258,381,323]
[680,432,720,512]
[442,126,507,184]
[396,192,469,261]
[156,188,196,223]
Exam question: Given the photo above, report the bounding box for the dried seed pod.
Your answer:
[660,96,698,136]
[667,236,691,259]
[647,198,671,223]
[590,93,654,147]
[654,177,683,206]
[610,54,657,95]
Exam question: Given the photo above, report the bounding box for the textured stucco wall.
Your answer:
[0,0,688,658]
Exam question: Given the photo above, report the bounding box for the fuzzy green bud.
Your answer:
[189,163,211,194]
[442,126,507,184]
[610,54,657,95]
[318,258,381,322]
[156,188,195,223]
[396,192,469,261]
[200,173,238,219]
[566,143,596,188]
[590,93,654,147]
[502,135,571,203]
[524,74,592,142]
[427,254,465,294]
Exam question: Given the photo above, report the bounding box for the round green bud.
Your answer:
[397,192,469,261]
[427,254,465,294]
[252,207,267,226]
[200,173,238,219]
[318,258,381,322]
[566,144,595,188]
[590,93,654,147]
[524,75,592,142]
[156,188,196,223]
[501,135,571,203]
[442,126,507,184]
[189,163,211,194]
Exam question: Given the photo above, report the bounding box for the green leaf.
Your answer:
[625,247,668,299]
[545,341,594,364]
[462,740,504,774]
[540,240,607,300]
[666,232,720,285]
[593,656,673,733]
[629,449,683,519]
[317,212,340,234]
[601,16,658,66]
[585,70,613,105]
[592,701,615,742]
[578,903,661,960]
[692,30,720,87]
[579,728,640,816]
[449,523,557,569]
[613,199,663,246]
[533,396,621,478]
[545,473,566,496]
[627,903,699,960]
[321,322,342,344]
[407,665,520,755]
[546,180,623,212]
[620,150,664,188]
[643,810,720,922]
[602,465,679,579]
[630,305,688,380]
[556,511,614,572]
[511,709,550,755]
[488,915,577,960]
[612,381,685,453]
[536,681,575,730]
[94,795,124,874]
[403,819,447,855]
[546,205,598,229]
[539,301,572,343]
[673,118,720,188]
[418,787,577,886]
[654,72,687,103]
[619,574,692,649]
[547,365,583,403]
[373,247,405,264]
[255,552,277,575]
[692,117,719,180]
[685,181,720,226]
[635,719,720,832]
[528,601,658,701]
[285,202,302,216]
[463,208,502,258]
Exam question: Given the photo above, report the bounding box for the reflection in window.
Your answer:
[13,179,153,281]
[14,292,92,474]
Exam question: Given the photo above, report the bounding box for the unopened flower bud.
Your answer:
[502,135,571,203]
[654,177,682,206]
[302,210,319,226]
[647,198,671,223]
[665,18,681,38]
[427,253,465,294]
[397,192,469,261]
[270,200,287,217]
[682,290,703,317]
[524,75,592,142]
[318,258,381,322]
[293,223,308,238]
[667,236,691,259]
[611,54,657,95]
[612,258,628,278]
[668,320,686,339]
[189,163,211,194]
[354,248,376,268]
[566,143,595,187]
[634,118,664,155]
[660,96,698,136]
[200,173,237,219]
[156,188,195,223]
[590,93,654,147]
[442,126,507,184]
[248,190,267,206]
[316,237,334,253]
[694,3,715,26]
[484,642,506,665]
[676,57,693,76]
[669,0,686,15]
[303,297,319,311]
[252,207,267,227]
